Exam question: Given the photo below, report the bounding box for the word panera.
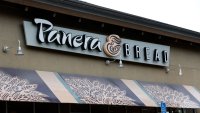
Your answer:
[35,18,102,52]
[23,18,170,66]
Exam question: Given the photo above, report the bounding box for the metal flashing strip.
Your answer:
[0,67,199,108]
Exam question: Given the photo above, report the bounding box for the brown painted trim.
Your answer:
[4,0,200,44]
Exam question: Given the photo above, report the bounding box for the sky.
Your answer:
[81,0,200,33]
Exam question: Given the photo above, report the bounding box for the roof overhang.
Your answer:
[3,0,200,44]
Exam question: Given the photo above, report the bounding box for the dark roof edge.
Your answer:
[4,0,200,43]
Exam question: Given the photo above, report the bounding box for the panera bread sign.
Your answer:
[23,18,170,66]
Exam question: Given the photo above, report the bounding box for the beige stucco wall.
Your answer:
[1,4,200,113]
[0,8,200,91]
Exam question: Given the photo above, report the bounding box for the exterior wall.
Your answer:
[1,3,200,113]
[0,5,200,90]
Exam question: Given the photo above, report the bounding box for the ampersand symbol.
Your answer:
[103,34,121,57]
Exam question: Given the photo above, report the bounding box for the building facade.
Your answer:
[0,0,200,113]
